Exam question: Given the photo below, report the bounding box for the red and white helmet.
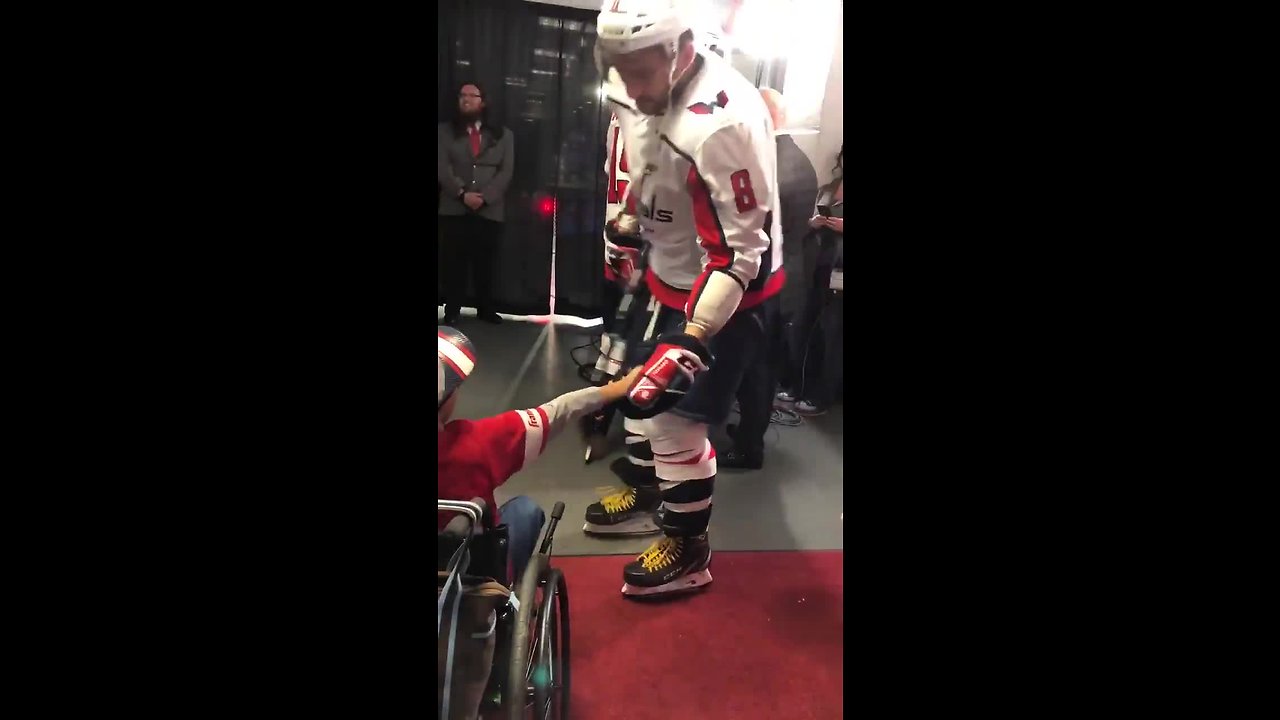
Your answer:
[438,326,476,409]
[596,0,696,61]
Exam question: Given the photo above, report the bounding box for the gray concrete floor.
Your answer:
[440,310,844,556]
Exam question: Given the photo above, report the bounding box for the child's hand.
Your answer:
[603,366,643,402]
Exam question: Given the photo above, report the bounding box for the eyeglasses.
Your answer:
[459,92,482,99]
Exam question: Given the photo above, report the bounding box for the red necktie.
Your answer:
[468,126,481,157]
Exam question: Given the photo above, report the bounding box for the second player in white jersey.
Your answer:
[604,112,633,222]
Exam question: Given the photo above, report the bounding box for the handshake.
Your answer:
[582,331,713,455]
[606,333,713,419]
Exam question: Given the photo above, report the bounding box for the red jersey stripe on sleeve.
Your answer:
[535,407,550,453]
[685,165,733,272]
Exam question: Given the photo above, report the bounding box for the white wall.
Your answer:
[812,2,842,186]
[785,9,841,186]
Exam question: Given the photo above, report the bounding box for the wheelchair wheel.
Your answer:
[533,568,569,719]
[505,559,570,720]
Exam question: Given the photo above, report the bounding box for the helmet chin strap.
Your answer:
[661,42,702,117]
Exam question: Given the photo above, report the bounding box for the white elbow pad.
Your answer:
[686,271,744,337]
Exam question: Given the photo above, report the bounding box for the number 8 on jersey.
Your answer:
[729,169,757,213]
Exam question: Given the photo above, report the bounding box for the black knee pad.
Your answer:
[610,456,657,489]
[658,476,715,536]
[626,434,654,463]
[660,506,712,537]
[661,476,715,503]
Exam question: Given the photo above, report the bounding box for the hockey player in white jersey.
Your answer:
[579,108,658,470]
[583,0,784,597]
[580,106,665,525]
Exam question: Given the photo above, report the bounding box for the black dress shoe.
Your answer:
[719,448,763,470]
[477,311,502,324]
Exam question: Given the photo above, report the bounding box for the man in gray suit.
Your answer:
[438,81,514,325]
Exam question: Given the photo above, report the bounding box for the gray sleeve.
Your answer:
[481,131,514,201]
[779,143,820,248]
[505,386,610,472]
[438,125,464,197]
[534,386,608,444]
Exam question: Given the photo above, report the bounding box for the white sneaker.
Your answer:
[775,390,798,404]
[796,400,826,416]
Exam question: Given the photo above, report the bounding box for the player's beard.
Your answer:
[459,108,483,123]
[636,55,693,116]
[636,95,668,116]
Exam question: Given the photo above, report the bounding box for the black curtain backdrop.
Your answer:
[438,0,609,319]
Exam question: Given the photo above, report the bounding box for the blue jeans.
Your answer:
[499,496,545,584]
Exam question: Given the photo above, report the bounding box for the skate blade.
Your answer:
[621,569,713,597]
[583,517,660,536]
[586,436,609,464]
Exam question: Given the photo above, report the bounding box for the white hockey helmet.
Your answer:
[596,0,697,61]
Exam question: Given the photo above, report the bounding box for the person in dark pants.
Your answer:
[721,297,782,469]
[438,81,514,325]
[720,88,818,469]
[805,275,844,412]
[781,146,844,415]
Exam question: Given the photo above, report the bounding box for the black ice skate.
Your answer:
[583,485,662,536]
[621,534,713,597]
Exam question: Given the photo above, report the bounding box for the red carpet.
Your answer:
[555,550,844,720]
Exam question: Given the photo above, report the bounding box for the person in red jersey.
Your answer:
[437,326,640,581]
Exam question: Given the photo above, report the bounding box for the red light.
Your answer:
[537,197,556,217]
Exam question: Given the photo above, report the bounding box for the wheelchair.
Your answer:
[438,498,570,720]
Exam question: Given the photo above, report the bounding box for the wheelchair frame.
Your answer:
[438,499,570,720]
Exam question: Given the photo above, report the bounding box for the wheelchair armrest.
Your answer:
[441,497,492,537]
